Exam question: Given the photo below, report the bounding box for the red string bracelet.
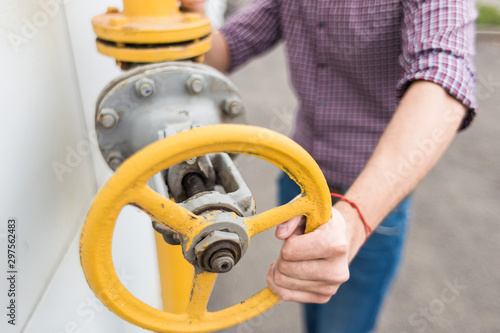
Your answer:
[330,193,373,235]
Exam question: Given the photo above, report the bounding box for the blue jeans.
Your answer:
[278,173,411,333]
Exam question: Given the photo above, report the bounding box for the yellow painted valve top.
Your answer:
[92,0,212,68]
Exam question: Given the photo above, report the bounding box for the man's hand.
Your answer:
[180,0,205,13]
[266,208,350,303]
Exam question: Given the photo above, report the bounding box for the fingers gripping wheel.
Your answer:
[79,124,331,333]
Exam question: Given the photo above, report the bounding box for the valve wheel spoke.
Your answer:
[244,195,310,237]
[185,271,218,319]
[132,185,202,234]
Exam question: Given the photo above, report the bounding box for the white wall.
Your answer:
[0,1,161,332]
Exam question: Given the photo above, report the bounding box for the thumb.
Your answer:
[275,215,306,240]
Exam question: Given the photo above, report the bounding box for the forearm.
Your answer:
[335,81,467,258]
[204,30,231,72]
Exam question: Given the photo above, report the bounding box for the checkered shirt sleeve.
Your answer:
[398,0,478,129]
[220,0,282,72]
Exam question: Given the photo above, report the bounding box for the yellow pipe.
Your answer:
[154,233,194,314]
[123,0,179,17]
[95,0,209,316]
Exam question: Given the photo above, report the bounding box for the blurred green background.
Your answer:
[477,3,500,27]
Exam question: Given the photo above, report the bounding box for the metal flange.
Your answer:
[92,1,212,64]
[95,62,246,170]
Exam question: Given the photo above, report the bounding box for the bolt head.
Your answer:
[211,256,234,273]
[101,114,116,128]
[98,108,119,129]
[135,78,155,97]
[109,157,123,170]
[107,152,124,170]
[191,79,204,93]
[223,98,244,116]
[139,83,153,97]
[229,102,242,115]
[195,230,242,273]
[186,157,197,165]
[186,75,207,94]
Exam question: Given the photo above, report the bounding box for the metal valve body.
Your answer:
[95,61,254,274]
[95,62,246,171]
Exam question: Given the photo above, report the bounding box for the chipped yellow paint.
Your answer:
[80,124,331,332]
[185,271,218,319]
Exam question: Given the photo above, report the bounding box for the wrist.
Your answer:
[333,200,368,261]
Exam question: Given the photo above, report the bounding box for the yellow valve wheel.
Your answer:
[80,124,331,333]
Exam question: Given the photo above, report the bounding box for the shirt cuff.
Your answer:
[397,51,477,130]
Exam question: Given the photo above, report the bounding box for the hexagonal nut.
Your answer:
[107,151,124,171]
[98,108,119,129]
[186,74,207,94]
[195,230,241,257]
[195,230,243,272]
[222,98,245,116]
[135,78,156,97]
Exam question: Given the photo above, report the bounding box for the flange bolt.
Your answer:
[107,151,124,170]
[186,74,207,94]
[135,78,156,97]
[98,108,119,129]
[223,98,244,116]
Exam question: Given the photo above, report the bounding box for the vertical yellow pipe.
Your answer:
[154,232,194,313]
[121,0,204,315]
[123,0,179,17]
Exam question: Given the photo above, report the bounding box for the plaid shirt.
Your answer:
[221,0,477,187]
